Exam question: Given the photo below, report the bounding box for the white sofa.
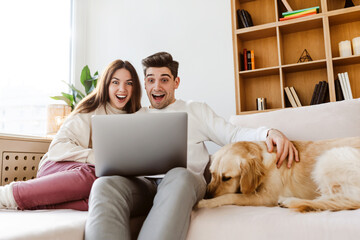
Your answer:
[187,98,360,240]
[1,99,360,239]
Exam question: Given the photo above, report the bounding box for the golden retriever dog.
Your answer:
[197,137,360,212]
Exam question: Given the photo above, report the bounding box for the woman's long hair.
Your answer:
[73,60,142,114]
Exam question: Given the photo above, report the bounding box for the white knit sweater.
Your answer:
[139,99,269,177]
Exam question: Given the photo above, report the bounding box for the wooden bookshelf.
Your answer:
[231,0,360,114]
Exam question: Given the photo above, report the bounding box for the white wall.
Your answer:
[73,0,236,152]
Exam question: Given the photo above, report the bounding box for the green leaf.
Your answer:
[50,95,72,107]
[62,80,85,99]
[92,78,97,90]
[61,92,74,106]
[87,85,95,95]
[73,91,83,105]
[84,77,98,95]
[80,65,91,84]
[81,65,93,95]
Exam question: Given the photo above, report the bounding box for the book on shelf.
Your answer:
[282,6,320,17]
[280,0,293,12]
[280,6,319,21]
[313,81,323,104]
[344,72,353,99]
[280,12,317,21]
[338,73,348,100]
[243,48,248,70]
[240,53,244,71]
[344,0,355,8]
[338,72,353,100]
[244,10,254,27]
[237,10,247,29]
[284,87,298,107]
[250,50,255,70]
[247,50,252,70]
[317,81,328,104]
[310,81,329,105]
[310,83,320,105]
[237,9,253,29]
[242,9,254,26]
[334,79,345,101]
[289,86,302,107]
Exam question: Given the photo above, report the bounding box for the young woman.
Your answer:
[0,59,142,211]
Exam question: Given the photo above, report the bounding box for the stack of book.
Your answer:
[336,72,353,101]
[280,6,319,21]
[236,9,253,29]
[310,81,329,105]
[284,86,302,107]
[240,49,255,70]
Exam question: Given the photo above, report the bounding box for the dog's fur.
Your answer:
[197,137,360,212]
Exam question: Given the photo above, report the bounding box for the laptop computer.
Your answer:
[92,112,188,177]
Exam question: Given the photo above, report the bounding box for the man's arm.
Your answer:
[199,102,298,168]
[266,129,299,168]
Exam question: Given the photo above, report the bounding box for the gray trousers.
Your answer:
[85,167,206,240]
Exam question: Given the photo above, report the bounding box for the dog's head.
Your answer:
[206,142,265,198]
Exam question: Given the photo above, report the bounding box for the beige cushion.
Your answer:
[229,99,360,141]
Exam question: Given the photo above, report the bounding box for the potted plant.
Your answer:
[47,65,98,135]
[51,65,98,110]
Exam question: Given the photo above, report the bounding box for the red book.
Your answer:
[243,48,248,70]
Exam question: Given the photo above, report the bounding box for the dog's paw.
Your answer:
[196,199,219,209]
[278,197,318,212]
[278,196,313,212]
[277,196,296,208]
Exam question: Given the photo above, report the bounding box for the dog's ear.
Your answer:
[239,143,265,194]
[204,155,215,184]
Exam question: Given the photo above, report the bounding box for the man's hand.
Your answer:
[265,129,299,168]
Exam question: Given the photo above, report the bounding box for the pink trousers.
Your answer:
[12,161,97,211]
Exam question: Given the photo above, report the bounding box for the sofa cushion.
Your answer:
[187,206,360,240]
[0,209,87,240]
[229,99,360,141]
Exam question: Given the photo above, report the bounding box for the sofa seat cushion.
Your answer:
[187,206,360,240]
[229,99,360,141]
[0,209,87,240]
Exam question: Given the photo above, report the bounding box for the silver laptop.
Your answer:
[92,112,187,177]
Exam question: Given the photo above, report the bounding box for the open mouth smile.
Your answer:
[152,93,165,101]
[116,94,127,102]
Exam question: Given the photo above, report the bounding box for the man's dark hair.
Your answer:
[142,52,179,78]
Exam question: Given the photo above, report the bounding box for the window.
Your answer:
[0,0,72,136]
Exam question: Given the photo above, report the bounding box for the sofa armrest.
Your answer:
[0,134,51,186]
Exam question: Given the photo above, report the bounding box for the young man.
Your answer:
[85,52,298,240]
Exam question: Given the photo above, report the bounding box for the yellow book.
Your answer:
[250,50,255,70]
